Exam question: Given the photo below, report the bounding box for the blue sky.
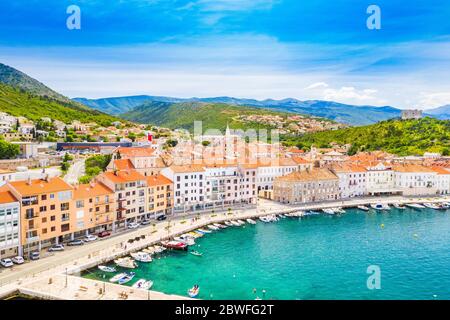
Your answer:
[0,0,449,108]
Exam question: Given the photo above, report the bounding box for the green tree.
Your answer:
[0,140,20,159]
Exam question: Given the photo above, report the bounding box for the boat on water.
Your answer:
[357,205,370,212]
[161,240,188,251]
[118,272,136,285]
[214,223,227,229]
[175,235,195,246]
[188,285,200,298]
[207,225,220,231]
[188,231,203,238]
[306,210,321,216]
[441,202,450,209]
[114,257,137,269]
[334,207,346,214]
[193,230,205,237]
[370,203,387,211]
[109,272,127,283]
[197,228,212,234]
[152,245,166,253]
[393,203,406,210]
[406,203,426,209]
[98,265,116,273]
[190,250,203,257]
[323,208,335,215]
[423,203,443,210]
[132,279,153,290]
[230,221,241,226]
[130,251,152,263]
[224,221,234,227]
[237,219,246,225]
[246,218,256,224]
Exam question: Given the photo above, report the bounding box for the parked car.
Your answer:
[67,239,84,246]
[0,258,14,268]
[29,251,40,260]
[48,244,65,252]
[141,219,151,225]
[127,222,140,229]
[84,234,98,242]
[156,215,167,221]
[12,256,24,265]
[98,230,111,238]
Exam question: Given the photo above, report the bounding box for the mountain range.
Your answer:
[74,95,449,126]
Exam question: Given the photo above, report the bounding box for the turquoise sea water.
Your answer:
[83,208,450,300]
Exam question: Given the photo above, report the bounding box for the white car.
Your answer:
[48,244,65,252]
[84,234,98,242]
[127,222,140,229]
[12,256,24,265]
[0,258,14,268]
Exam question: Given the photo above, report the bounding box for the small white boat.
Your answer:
[118,272,136,285]
[323,208,335,215]
[207,225,220,231]
[237,219,246,225]
[336,207,346,214]
[370,203,385,211]
[130,252,152,263]
[441,202,450,209]
[115,257,137,269]
[423,203,441,210]
[197,228,212,234]
[230,221,241,226]
[98,265,116,273]
[175,235,195,246]
[152,245,166,253]
[224,221,234,227]
[393,203,406,210]
[259,216,270,223]
[246,218,256,224]
[406,203,426,209]
[357,205,370,212]
[190,250,203,257]
[214,223,227,229]
[188,285,200,298]
[132,279,153,290]
[110,272,127,283]
[189,231,203,238]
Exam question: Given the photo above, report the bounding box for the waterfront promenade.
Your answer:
[1,195,449,300]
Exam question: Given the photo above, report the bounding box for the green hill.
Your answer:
[0,83,120,126]
[282,117,450,156]
[121,101,308,132]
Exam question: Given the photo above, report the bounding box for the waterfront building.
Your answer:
[256,157,298,191]
[7,177,74,254]
[431,167,450,195]
[110,146,159,176]
[393,164,437,196]
[97,170,147,229]
[365,162,400,196]
[145,174,173,219]
[0,185,21,258]
[73,182,116,235]
[331,164,367,198]
[273,168,339,204]
[161,165,206,213]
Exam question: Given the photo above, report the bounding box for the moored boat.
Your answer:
[370,203,385,211]
[323,208,335,215]
[175,235,195,246]
[197,228,212,234]
[161,240,188,251]
[130,251,152,263]
[224,221,234,227]
[423,203,442,210]
[207,225,220,231]
[190,250,203,257]
[118,272,135,285]
[214,223,227,229]
[114,257,137,269]
[237,219,246,225]
[132,279,153,290]
[230,221,241,226]
[334,207,346,214]
[393,203,406,210]
[246,218,256,224]
[406,203,426,209]
[98,265,116,273]
[188,285,200,298]
[109,272,127,283]
[357,205,370,211]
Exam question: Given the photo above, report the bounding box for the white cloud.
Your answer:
[418,92,450,109]
[305,82,329,90]
[322,86,385,105]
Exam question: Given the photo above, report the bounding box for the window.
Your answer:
[25,208,34,219]
[39,206,47,212]
[41,195,47,201]
[60,203,70,211]
[50,204,56,210]
[76,200,84,208]
[58,191,72,201]
[50,215,56,221]
[61,223,70,232]
[51,226,56,232]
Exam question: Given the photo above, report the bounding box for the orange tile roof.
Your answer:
[101,170,146,183]
[291,156,311,165]
[169,165,205,173]
[430,166,450,175]
[0,185,18,204]
[146,174,172,187]
[73,182,114,198]
[114,159,135,170]
[392,164,436,173]
[276,168,338,182]
[9,177,73,196]
[331,163,367,173]
[116,147,155,158]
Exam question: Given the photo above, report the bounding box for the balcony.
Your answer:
[26,223,39,231]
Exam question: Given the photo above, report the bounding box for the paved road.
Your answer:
[64,159,85,184]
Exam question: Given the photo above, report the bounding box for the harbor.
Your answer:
[1,196,450,300]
